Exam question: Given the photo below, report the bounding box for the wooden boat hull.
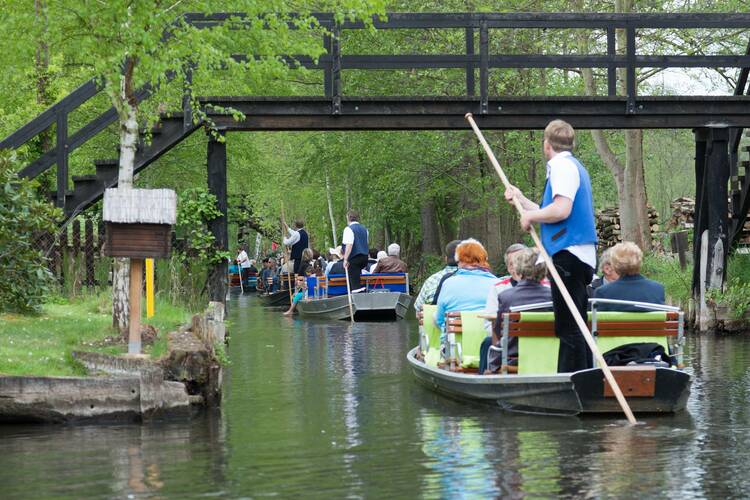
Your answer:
[297,292,412,321]
[257,290,291,307]
[406,347,691,416]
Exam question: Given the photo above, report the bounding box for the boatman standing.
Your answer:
[504,120,598,373]
[342,209,369,293]
[283,219,309,276]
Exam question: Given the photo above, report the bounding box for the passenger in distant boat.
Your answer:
[312,250,327,276]
[366,248,379,272]
[326,246,345,276]
[248,259,258,274]
[588,247,619,296]
[236,246,252,284]
[434,239,498,343]
[283,275,308,316]
[283,219,310,275]
[594,242,665,311]
[259,258,279,292]
[341,209,369,293]
[483,243,527,335]
[479,248,553,374]
[298,248,315,276]
[372,243,408,274]
[414,239,462,313]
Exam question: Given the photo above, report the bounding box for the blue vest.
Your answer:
[290,229,308,261]
[342,223,368,258]
[540,155,597,256]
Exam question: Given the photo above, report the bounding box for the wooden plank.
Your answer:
[603,366,656,398]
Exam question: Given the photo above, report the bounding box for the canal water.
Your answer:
[2,294,750,498]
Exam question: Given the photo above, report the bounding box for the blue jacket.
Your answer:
[435,268,498,340]
[593,274,665,311]
[540,155,597,256]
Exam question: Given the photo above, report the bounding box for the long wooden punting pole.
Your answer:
[465,113,637,425]
[280,205,293,303]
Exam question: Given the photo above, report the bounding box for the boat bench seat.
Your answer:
[317,273,409,296]
[502,311,682,375]
[445,311,487,370]
[418,305,442,367]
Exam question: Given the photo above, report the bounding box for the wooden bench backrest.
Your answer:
[502,311,680,375]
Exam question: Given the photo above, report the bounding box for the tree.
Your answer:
[55,1,385,332]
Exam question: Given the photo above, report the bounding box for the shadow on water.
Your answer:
[1,295,750,497]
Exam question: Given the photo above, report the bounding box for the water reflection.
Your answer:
[3,297,750,497]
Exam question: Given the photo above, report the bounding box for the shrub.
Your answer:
[0,151,61,312]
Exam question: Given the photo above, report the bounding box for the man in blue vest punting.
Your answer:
[504,120,598,373]
[283,219,309,276]
[342,209,369,293]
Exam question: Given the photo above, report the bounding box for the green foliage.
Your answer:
[213,340,231,367]
[0,151,61,312]
[707,278,750,321]
[0,292,191,376]
[641,253,692,307]
[175,188,228,264]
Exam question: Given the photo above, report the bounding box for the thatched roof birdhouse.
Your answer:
[103,188,177,258]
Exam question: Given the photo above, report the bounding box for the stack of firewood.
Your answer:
[667,197,695,230]
[596,206,660,249]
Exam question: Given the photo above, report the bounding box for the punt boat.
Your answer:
[407,299,691,416]
[227,263,257,292]
[257,272,295,307]
[297,273,413,321]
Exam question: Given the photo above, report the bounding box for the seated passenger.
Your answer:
[483,243,527,335]
[326,246,345,276]
[594,242,665,311]
[479,248,552,374]
[283,275,307,316]
[372,243,408,273]
[588,247,618,296]
[435,239,498,343]
[414,239,461,313]
[366,248,379,272]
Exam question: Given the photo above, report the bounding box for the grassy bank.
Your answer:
[0,292,193,377]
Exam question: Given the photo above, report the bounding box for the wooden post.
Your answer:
[145,258,154,318]
[128,258,143,354]
[85,217,95,287]
[705,127,729,290]
[692,128,708,297]
[207,132,228,306]
[670,231,689,270]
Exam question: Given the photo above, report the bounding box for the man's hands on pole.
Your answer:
[504,185,533,232]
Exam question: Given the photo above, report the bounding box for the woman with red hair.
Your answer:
[435,239,498,342]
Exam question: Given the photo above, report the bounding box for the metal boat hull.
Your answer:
[407,347,691,416]
[297,292,412,321]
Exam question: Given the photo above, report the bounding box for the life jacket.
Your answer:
[540,155,597,257]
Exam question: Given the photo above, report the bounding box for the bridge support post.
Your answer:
[207,132,228,307]
[693,127,730,329]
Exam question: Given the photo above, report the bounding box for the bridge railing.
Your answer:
[4,12,750,209]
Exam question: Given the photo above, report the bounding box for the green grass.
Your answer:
[0,291,193,377]
[641,253,693,307]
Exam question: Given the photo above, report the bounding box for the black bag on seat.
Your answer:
[602,342,673,367]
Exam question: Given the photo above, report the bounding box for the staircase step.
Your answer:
[72,174,98,182]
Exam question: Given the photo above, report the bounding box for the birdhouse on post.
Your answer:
[103,188,177,355]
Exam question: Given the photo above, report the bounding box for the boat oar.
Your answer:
[344,264,355,323]
[465,112,637,425]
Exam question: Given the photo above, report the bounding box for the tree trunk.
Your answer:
[420,197,441,255]
[34,0,52,153]
[579,2,652,250]
[325,166,338,247]
[112,62,138,336]
[112,257,129,334]
[458,133,487,241]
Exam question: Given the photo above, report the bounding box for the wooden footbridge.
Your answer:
[3,12,750,299]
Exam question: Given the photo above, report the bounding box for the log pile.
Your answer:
[596,207,660,249]
[667,197,695,230]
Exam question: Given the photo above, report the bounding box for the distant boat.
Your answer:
[408,300,691,416]
[257,273,295,307]
[297,273,412,321]
[227,263,257,291]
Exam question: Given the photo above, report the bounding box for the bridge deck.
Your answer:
[201,96,750,130]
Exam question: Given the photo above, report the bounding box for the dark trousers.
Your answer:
[292,257,303,276]
[240,267,250,284]
[551,250,594,373]
[347,254,368,290]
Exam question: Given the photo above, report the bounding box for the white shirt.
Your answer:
[342,221,369,247]
[545,151,596,269]
[237,250,251,269]
[283,227,300,246]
